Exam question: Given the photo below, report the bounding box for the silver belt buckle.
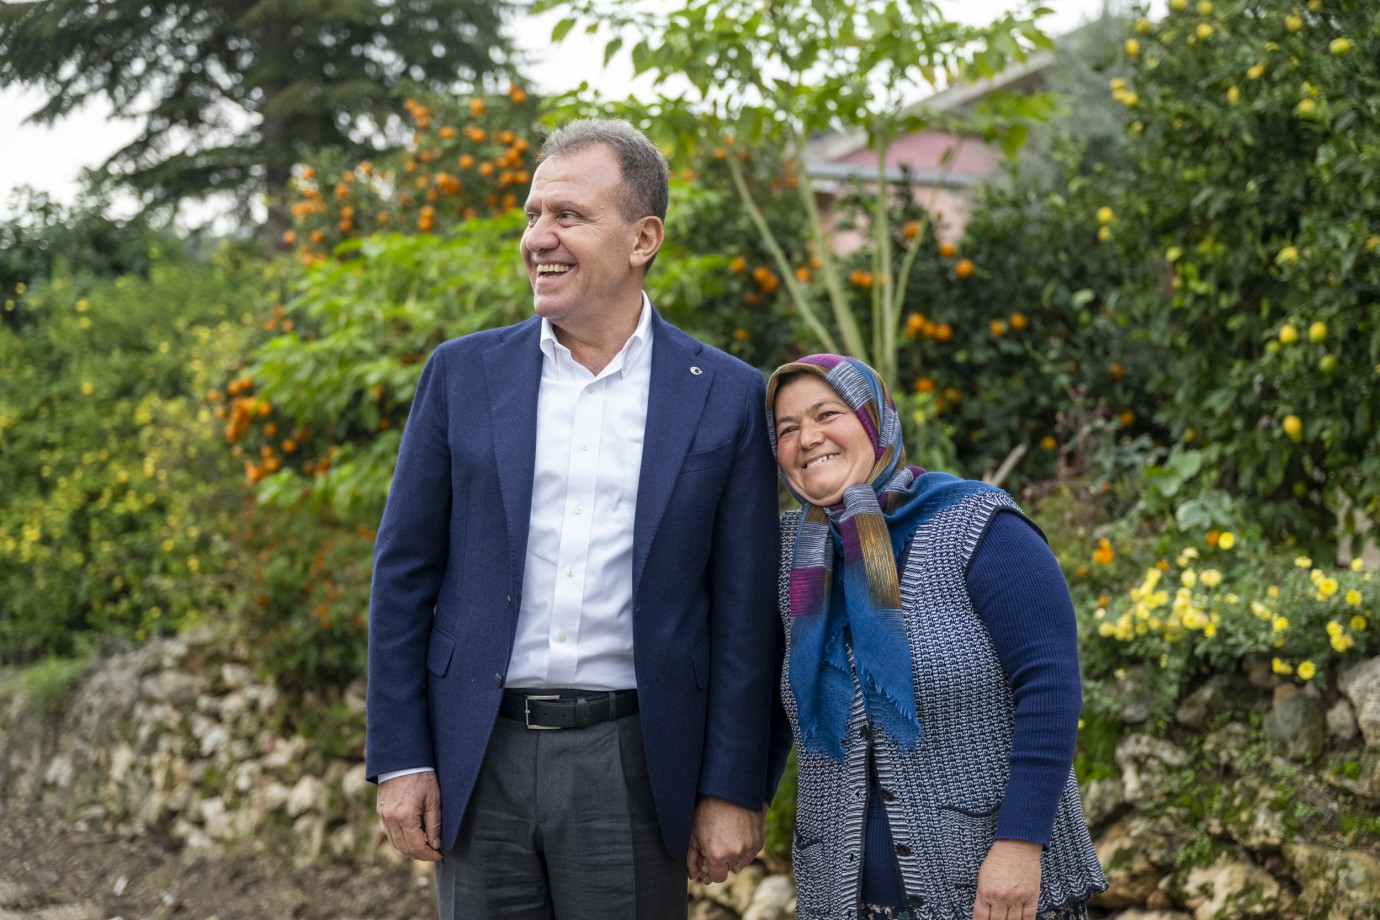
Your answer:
[524,694,562,730]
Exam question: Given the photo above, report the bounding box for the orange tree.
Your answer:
[539,0,1057,390]
[281,85,540,266]
[1099,0,1380,553]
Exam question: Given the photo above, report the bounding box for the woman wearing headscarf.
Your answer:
[765,354,1107,920]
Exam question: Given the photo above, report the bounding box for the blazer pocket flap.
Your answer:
[426,629,456,677]
[681,437,734,473]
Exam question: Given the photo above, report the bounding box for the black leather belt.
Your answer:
[499,689,639,730]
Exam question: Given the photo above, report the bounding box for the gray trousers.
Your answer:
[435,711,686,920]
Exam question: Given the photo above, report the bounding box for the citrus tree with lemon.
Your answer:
[1101,0,1379,552]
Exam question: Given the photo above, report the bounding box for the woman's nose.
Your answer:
[799,421,824,447]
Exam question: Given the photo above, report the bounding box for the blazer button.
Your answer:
[493,673,503,687]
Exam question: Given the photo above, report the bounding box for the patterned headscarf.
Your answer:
[765,354,930,761]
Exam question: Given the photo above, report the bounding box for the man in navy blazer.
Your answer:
[365,119,781,918]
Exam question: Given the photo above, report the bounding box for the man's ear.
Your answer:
[629,216,665,269]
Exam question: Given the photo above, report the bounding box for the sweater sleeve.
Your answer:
[965,509,1082,845]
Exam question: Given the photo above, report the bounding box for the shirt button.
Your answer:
[580,443,589,452]
[585,385,594,394]
[574,504,583,515]
[565,566,575,577]
[557,632,568,643]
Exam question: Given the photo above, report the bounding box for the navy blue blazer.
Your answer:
[365,309,781,856]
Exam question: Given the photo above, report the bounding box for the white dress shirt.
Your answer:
[379,297,652,783]
[506,296,652,689]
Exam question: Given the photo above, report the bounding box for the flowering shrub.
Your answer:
[282,86,539,265]
[1101,0,1380,549]
[222,219,532,524]
[0,251,270,662]
[1083,529,1375,709]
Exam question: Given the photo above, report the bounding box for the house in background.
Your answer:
[801,48,1056,247]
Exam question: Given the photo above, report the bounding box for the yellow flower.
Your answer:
[1181,570,1197,588]
[1327,620,1344,638]
[1203,622,1217,638]
[1268,585,1280,598]
[1295,555,1312,569]
[1272,616,1289,633]
[1351,615,1368,632]
[1352,558,1365,572]
[1272,658,1293,675]
[1297,661,1316,680]
[81,381,94,395]
[1317,577,1339,598]
[1346,589,1363,606]
[1200,569,1223,588]
[1217,532,1235,549]
[1331,634,1355,653]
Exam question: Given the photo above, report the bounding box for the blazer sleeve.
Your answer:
[364,348,455,782]
[695,370,783,809]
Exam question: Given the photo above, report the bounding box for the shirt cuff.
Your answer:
[378,767,435,783]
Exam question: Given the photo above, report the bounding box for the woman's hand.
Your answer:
[973,839,1042,920]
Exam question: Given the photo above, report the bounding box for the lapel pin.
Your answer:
[690,366,703,376]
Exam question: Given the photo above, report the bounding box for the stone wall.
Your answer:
[3,630,1379,919]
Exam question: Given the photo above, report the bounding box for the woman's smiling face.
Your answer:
[772,375,876,507]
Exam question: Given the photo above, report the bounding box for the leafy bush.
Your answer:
[1084,532,1375,703]
[282,85,540,265]
[1102,0,1380,551]
[0,249,272,662]
[226,220,532,525]
[1,187,173,330]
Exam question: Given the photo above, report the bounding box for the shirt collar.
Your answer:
[539,293,653,380]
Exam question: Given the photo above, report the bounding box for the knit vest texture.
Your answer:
[777,488,1108,919]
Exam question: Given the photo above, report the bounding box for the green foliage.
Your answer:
[1,187,173,330]
[1102,0,1380,551]
[282,86,543,263]
[0,250,268,663]
[542,0,1058,386]
[0,0,512,230]
[1080,524,1375,711]
[229,502,375,703]
[233,219,532,526]
[17,656,89,720]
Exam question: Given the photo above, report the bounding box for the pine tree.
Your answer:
[0,0,513,237]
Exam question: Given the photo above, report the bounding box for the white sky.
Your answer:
[0,0,1121,219]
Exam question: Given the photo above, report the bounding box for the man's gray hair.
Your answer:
[538,119,669,223]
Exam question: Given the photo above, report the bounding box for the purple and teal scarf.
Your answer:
[765,355,933,761]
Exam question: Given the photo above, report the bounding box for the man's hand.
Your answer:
[684,796,765,884]
[377,772,443,862]
[973,839,1042,920]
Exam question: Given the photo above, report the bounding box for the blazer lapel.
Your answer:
[482,319,542,586]
[634,312,712,593]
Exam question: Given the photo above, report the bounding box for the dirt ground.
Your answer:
[0,806,435,920]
